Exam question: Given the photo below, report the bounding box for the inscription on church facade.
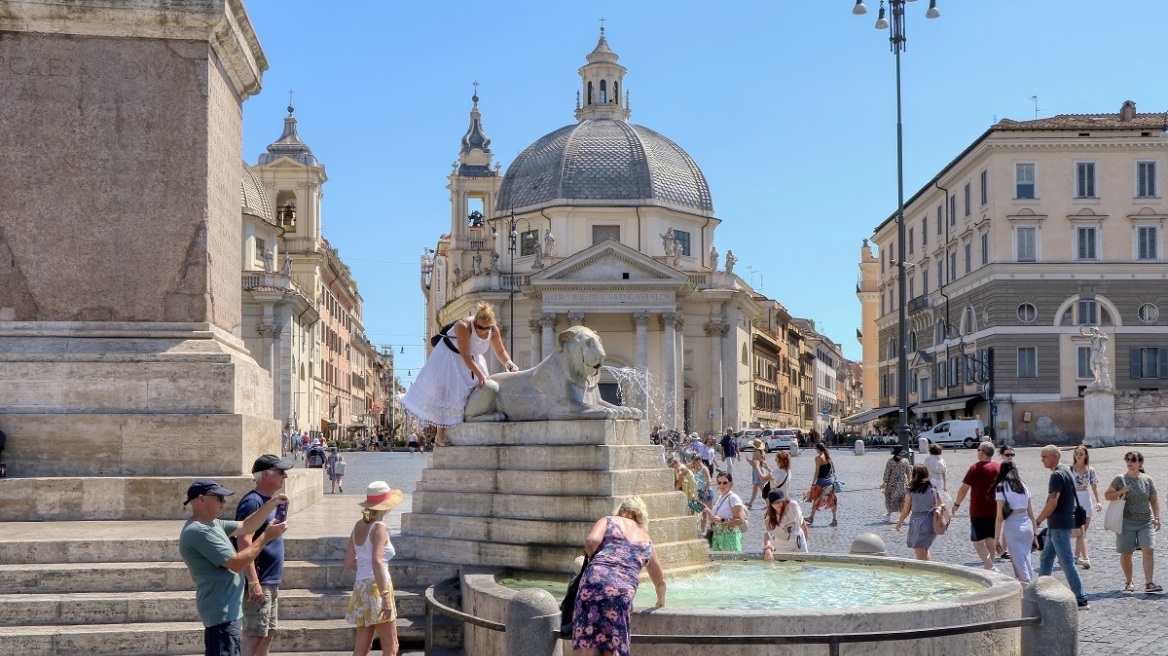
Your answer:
[542,291,673,304]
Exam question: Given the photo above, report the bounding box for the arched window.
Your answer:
[599,80,607,104]
[963,306,976,335]
[587,81,593,105]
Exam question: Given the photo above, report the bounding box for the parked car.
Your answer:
[918,418,986,449]
[740,428,798,452]
[735,429,763,452]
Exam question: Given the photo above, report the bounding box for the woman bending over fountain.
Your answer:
[572,497,666,656]
[896,465,941,561]
[804,443,838,527]
[400,302,518,447]
[763,489,808,557]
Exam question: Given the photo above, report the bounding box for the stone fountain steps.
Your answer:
[404,536,708,573]
[0,531,349,565]
[449,419,642,446]
[0,469,323,522]
[429,444,666,471]
[411,489,686,522]
[418,467,674,496]
[403,513,698,546]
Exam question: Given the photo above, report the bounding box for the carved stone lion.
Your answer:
[463,325,643,422]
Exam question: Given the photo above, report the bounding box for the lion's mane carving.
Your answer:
[463,325,643,422]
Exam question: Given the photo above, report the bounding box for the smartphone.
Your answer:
[274,503,288,523]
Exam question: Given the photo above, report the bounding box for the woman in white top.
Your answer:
[763,489,808,557]
[992,462,1037,583]
[703,471,747,552]
[1070,445,1103,569]
[922,443,948,497]
[344,482,404,656]
[764,450,793,497]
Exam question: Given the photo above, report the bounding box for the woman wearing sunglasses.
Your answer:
[1105,451,1162,594]
[401,302,518,447]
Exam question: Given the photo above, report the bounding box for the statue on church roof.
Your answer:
[262,248,275,274]
[472,252,483,276]
[532,241,544,269]
[724,250,737,275]
[544,229,556,258]
[490,249,500,272]
[710,245,719,271]
[660,228,677,257]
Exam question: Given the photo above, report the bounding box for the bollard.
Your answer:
[790,443,800,457]
[854,439,865,456]
[918,436,929,454]
[505,587,562,656]
[1021,576,1077,656]
[850,532,886,556]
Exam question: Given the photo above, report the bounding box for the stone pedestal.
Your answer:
[0,2,314,519]
[1083,389,1116,447]
[401,419,709,575]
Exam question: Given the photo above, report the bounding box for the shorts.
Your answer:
[242,584,279,636]
[970,516,996,542]
[1117,520,1156,553]
[204,619,241,656]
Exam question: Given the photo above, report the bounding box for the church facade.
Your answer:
[419,30,763,434]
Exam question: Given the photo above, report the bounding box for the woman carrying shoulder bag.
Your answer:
[1105,451,1162,594]
[703,471,747,552]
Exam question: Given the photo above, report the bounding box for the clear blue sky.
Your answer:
[241,1,1168,384]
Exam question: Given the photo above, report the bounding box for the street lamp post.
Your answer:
[854,0,940,462]
[491,211,532,355]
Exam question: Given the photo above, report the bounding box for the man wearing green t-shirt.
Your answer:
[179,479,288,656]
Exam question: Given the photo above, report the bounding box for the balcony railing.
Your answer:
[907,296,933,313]
[283,237,318,254]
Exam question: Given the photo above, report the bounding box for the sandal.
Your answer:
[1124,582,1135,593]
[1146,582,1163,593]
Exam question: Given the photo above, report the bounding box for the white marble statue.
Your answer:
[472,252,482,276]
[724,250,737,275]
[262,247,275,273]
[1080,325,1112,390]
[490,249,500,271]
[660,228,677,257]
[544,229,555,258]
[464,325,643,422]
[710,245,719,270]
[532,241,544,269]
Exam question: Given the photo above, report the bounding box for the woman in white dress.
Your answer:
[922,443,948,499]
[401,302,518,447]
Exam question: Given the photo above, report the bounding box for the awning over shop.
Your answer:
[842,406,899,425]
[911,394,983,415]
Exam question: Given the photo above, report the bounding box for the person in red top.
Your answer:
[951,441,1001,570]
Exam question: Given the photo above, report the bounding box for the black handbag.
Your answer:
[1034,527,1048,552]
[559,551,592,635]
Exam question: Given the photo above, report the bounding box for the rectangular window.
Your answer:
[591,225,620,244]
[1077,346,1092,379]
[922,268,929,296]
[1018,347,1037,378]
[980,169,988,205]
[1016,163,1036,199]
[937,205,943,235]
[1130,347,1168,379]
[1076,162,1096,198]
[1075,226,1098,261]
[673,230,692,256]
[1138,225,1159,260]
[964,183,971,216]
[935,361,946,389]
[1137,161,1157,198]
[1078,299,1098,325]
[908,275,915,299]
[964,243,972,273]
[922,217,928,245]
[950,196,957,225]
[949,251,958,281]
[1016,227,1037,262]
[936,259,944,287]
[520,229,539,256]
[908,228,914,254]
[981,232,989,265]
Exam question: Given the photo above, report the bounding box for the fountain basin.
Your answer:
[461,553,1023,656]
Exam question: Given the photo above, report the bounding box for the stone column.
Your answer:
[661,313,678,428]
[633,311,650,412]
[675,315,686,430]
[567,310,585,326]
[541,313,557,358]
[706,320,730,433]
[528,318,542,367]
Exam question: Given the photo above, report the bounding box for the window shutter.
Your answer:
[1131,348,1142,379]
[1158,348,1168,379]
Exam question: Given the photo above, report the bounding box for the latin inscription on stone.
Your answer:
[542,291,673,304]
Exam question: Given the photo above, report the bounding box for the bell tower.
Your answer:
[574,27,631,122]
[447,90,501,262]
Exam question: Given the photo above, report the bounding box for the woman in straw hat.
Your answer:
[745,438,771,509]
[344,481,404,655]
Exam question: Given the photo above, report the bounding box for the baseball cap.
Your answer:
[183,479,234,505]
[252,454,295,473]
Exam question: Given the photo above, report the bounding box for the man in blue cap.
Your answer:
[179,478,288,656]
[234,454,294,656]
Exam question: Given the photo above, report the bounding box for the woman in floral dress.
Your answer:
[804,442,838,526]
[881,445,912,521]
[895,465,941,561]
[572,497,666,656]
[343,481,404,656]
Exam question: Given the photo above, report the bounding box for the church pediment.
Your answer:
[530,238,689,286]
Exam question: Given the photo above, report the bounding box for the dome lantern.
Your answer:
[574,27,630,122]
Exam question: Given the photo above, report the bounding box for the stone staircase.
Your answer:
[0,503,465,655]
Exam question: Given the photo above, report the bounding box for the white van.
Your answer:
[921,418,986,449]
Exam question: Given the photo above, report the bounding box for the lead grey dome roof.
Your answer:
[496,118,713,214]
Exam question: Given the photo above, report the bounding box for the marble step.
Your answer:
[446,418,643,446]
[0,615,462,656]
[410,489,687,522]
[0,559,459,594]
[0,533,350,565]
[417,467,673,496]
[405,535,710,574]
[428,444,665,471]
[0,587,430,627]
[402,513,699,547]
[0,470,323,522]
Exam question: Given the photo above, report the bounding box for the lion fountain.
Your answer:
[463,325,643,422]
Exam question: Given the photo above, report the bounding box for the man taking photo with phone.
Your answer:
[234,454,295,655]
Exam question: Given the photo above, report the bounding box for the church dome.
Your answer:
[496,118,713,214]
[241,161,274,223]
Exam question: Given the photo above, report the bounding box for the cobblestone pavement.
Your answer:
[296,444,1168,653]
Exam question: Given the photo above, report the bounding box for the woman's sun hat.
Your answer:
[359,481,404,511]
[749,438,765,452]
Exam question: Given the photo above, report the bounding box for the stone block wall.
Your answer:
[1116,391,1168,442]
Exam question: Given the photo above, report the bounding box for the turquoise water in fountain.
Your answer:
[500,561,985,611]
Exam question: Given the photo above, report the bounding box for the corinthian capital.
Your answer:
[632,310,650,327]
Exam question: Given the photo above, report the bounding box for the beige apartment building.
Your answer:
[858,101,1168,444]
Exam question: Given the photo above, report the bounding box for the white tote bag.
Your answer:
[1103,494,1126,534]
